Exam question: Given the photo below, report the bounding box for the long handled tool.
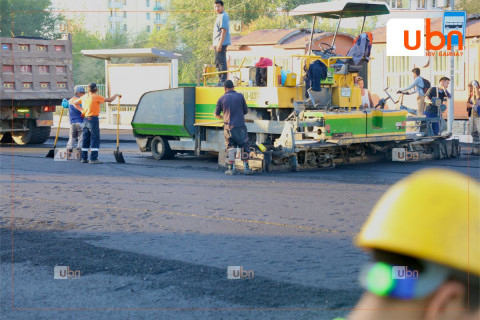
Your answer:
[46,99,67,158]
[113,96,125,163]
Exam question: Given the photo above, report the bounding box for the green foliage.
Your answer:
[0,0,60,38]
[147,0,328,84]
[242,15,303,34]
[69,18,129,85]
[456,0,480,14]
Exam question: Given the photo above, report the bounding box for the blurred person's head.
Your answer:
[357,77,365,89]
[224,79,234,92]
[439,77,450,90]
[74,85,85,97]
[412,68,420,78]
[469,80,479,98]
[348,169,480,320]
[214,0,224,14]
[88,83,98,93]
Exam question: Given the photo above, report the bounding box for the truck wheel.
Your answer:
[151,136,175,160]
[11,130,32,145]
[29,126,51,144]
[0,132,13,144]
[11,121,50,145]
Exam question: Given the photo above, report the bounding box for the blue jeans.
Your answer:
[82,116,100,161]
[425,111,439,135]
[214,45,227,84]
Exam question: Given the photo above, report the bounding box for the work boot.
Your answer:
[89,159,103,164]
[243,163,253,175]
[225,164,236,175]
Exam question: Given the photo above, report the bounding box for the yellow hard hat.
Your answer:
[356,169,480,276]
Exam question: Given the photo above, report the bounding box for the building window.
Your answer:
[156,25,161,31]
[432,54,465,90]
[146,12,150,20]
[417,0,427,8]
[123,24,127,32]
[147,25,151,32]
[385,56,413,89]
[432,0,449,8]
[123,11,127,18]
[146,0,150,7]
[385,0,410,9]
[156,13,161,20]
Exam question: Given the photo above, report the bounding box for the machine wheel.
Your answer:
[0,132,13,144]
[11,121,51,145]
[151,136,175,160]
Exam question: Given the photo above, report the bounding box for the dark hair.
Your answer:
[224,80,234,89]
[412,68,420,76]
[373,249,479,311]
[439,77,450,82]
[88,83,98,93]
[214,0,224,6]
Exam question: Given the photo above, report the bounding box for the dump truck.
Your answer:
[131,1,459,172]
[0,35,73,144]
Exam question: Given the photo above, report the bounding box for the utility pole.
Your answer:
[448,0,455,134]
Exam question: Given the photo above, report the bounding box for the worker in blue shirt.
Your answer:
[212,0,231,86]
[398,68,426,115]
[67,86,85,152]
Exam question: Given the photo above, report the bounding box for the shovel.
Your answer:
[46,99,67,158]
[113,96,125,163]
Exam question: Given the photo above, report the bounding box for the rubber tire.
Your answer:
[0,132,13,144]
[11,121,51,145]
[151,136,175,160]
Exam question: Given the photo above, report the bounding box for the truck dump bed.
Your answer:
[0,36,73,106]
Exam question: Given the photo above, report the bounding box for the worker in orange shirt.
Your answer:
[74,83,121,164]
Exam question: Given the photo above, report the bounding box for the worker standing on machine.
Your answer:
[340,169,480,320]
[214,80,252,175]
[397,68,426,116]
[425,77,451,136]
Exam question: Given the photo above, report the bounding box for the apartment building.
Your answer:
[51,0,170,38]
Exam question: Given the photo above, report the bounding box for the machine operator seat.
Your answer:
[333,32,372,75]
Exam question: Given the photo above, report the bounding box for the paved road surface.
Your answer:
[1,136,479,319]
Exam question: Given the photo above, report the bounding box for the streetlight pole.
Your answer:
[448,0,455,134]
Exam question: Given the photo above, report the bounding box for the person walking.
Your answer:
[424,77,451,136]
[213,0,231,86]
[467,80,480,155]
[74,83,120,164]
[397,68,426,115]
[344,168,480,320]
[214,80,251,175]
[67,86,85,152]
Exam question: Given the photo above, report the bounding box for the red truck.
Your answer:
[0,35,73,144]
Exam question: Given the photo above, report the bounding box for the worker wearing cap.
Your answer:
[341,169,479,320]
[214,80,252,175]
[67,86,85,152]
[74,83,120,164]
